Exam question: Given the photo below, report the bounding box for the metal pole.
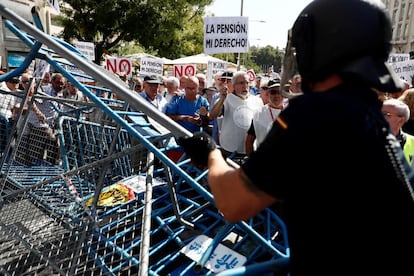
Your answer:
[236,0,244,71]
[138,152,154,276]
[0,4,191,138]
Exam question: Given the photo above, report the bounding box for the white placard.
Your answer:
[207,60,227,87]
[105,57,133,77]
[388,53,410,64]
[33,59,50,79]
[180,234,246,273]
[173,64,196,78]
[390,59,414,86]
[117,175,166,194]
[75,41,95,61]
[48,0,60,14]
[139,57,164,76]
[204,16,249,54]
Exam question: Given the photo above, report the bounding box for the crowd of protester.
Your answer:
[127,70,304,164]
[0,67,318,167]
[131,69,414,171]
[3,64,413,170]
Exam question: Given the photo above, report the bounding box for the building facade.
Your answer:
[383,0,414,55]
[0,0,60,71]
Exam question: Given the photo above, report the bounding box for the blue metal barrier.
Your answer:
[0,3,290,275]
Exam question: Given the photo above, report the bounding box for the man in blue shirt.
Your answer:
[166,75,209,133]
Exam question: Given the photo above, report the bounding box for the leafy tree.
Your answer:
[213,46,285,74]
[250,45,284,74]
[57,0,213,64]
[238,52,260,73]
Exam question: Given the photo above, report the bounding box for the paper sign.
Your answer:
[180,235,246,273]
[204,16,249,54]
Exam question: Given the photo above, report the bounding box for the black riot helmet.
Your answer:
[291,0,403,93]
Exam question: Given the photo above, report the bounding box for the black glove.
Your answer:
[177,132,217,167]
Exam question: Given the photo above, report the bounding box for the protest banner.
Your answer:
[75,41,95,61]
[390,59,414,86]
[203,16,249,55]
[206,60,227,87]
[173,64,196,78]
[105,57,133,77]
[388,53,410,64]
[139,57,164,76]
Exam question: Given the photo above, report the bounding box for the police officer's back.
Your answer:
[178,0,414,274]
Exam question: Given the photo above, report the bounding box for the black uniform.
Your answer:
[242,83,414,275]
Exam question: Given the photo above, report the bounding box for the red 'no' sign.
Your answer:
[174,65,196,78]
[119,59,131,75]
[246,69,256,82]
[106,58,132,76]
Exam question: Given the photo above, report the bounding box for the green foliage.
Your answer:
[250,46,285,74]
[213,53,237,65]
[57,0,213,63]
[56,0,285,71]
[212,46,284,74]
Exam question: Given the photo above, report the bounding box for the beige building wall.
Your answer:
[0,0,61,70]
[383,0,414,55]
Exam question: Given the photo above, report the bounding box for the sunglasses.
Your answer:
[221,78,232,82]
[269,89,281,95]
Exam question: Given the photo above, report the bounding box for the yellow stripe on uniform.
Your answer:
[276,116,288,129]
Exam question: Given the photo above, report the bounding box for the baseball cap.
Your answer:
[268,78,281,89]
[144,75,163,84]
[6,76,20,84]
[221,71,233,80]
[202,86,218,94]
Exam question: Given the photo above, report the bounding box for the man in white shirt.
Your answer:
[163,76,183,103]
[0,76,20,121]
[209,71,263,161]
[139,75,168,113]
[246,80,285,156]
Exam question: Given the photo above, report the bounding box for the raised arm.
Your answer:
[208,86,228,119]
